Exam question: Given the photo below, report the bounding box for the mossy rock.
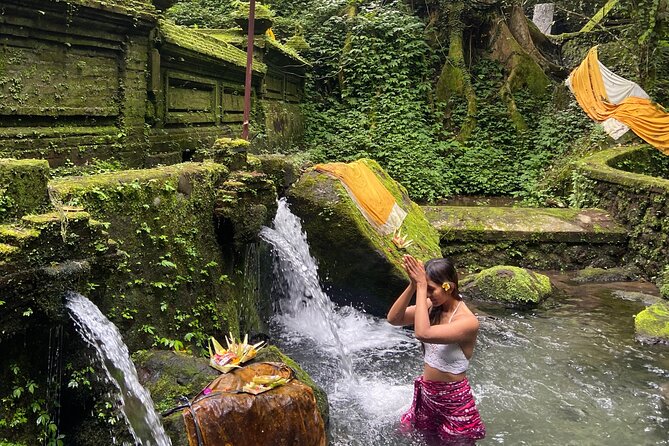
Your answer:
[254,153,302,196]
[635,301,669,344]
[287,159,441,312]
[0,159,50,221]
[133,346,328,445]
[134,350,219,446]
[461,266,552,307]
[203,138,249,170]
[571,266,640,284]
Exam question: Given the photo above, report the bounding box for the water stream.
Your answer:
[66,292,172,446]
[263,200,669,445]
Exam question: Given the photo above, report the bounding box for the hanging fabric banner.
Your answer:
[314,160,407,235]
[566,46,669,154]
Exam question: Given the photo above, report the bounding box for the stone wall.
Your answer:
[0,0,306,167]
[0,161,278,443]
[573,145,669,279]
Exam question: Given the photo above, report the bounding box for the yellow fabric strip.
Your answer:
[314,160,399,229]
[569,47,669,154]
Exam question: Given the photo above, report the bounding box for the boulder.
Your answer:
[287,159,441,311]
[134,346,328,446]
[571,266,640,284]
[461,265,552,307]
[182,361,326,446]
[611,290,662,306]
[134,350,220,445]
[634,301,669,344]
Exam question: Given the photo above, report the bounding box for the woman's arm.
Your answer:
[414,316,479,344]
[403,255,479,344]
[387,282,417,326]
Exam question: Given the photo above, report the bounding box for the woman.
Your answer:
[387,255,485,444]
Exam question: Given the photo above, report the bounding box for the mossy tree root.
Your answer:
[436,1,477,141]
[338,1,359,92]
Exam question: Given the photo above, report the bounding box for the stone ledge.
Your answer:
[424,206,627,244]
[576,145,669,193]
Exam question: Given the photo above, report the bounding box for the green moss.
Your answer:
[0,225,39,243]
[132,350,218,413]
[462,265,552,306]
[65,0,157,19]
[576,145,669,192]
[0,242,18,255]
[572,266,639,283]
[46,162,263,353]
[0,159,50,221]
[635,301,669,341]
[22,211,90,226]
[287,159,440,306]
[158,20,266,73]
[232,2,274,20]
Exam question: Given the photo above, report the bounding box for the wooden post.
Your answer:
[242,0,256,140]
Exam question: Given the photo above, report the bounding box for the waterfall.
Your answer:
[260,198,420,444]
[259,198,355,378]
[66,292,171,446]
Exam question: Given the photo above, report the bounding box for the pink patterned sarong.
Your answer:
[401,376,485,444]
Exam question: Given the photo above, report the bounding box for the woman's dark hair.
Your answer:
[424,258,460,326]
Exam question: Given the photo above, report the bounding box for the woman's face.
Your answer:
[426,279,450,307]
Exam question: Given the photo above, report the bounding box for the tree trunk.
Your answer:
[436,1,477,140]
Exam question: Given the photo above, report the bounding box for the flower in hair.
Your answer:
[442,282,451,291]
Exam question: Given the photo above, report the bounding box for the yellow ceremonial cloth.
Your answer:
[314,160,406,234]
[569,47,669,154]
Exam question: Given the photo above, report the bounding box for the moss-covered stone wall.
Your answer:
[573,145,669,279]
[48,162,269,352]
[0,0,306,167]
[0,160,278,444]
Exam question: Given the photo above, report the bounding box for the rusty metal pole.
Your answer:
[241,0,256,140]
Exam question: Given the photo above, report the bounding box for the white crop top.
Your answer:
[422,301,470,374]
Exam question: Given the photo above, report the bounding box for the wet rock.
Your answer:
[134,350,220,445]
[287,159,440,311]
[254,153,302,196]
[182,361,326,446]
[461,266,552,307]
[571,266,641,284]
[611,290,661,306]
[634,301,669,344]
[134,346,328,446]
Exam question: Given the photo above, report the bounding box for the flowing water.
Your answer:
[263,199,669,446]
[66,292,172,446]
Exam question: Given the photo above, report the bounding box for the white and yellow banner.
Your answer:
[567,46,669,154]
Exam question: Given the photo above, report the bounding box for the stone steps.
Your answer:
[422,206,628,269]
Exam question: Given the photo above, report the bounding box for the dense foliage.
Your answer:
[168,0,667,202]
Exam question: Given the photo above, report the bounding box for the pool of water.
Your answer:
[270,277,669,446]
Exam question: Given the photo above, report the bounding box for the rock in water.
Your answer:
[182,362,326,446]
[461,265,552,307]
[287,158,440,311]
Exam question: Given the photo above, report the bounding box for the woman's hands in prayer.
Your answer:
[402,255,426,286]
